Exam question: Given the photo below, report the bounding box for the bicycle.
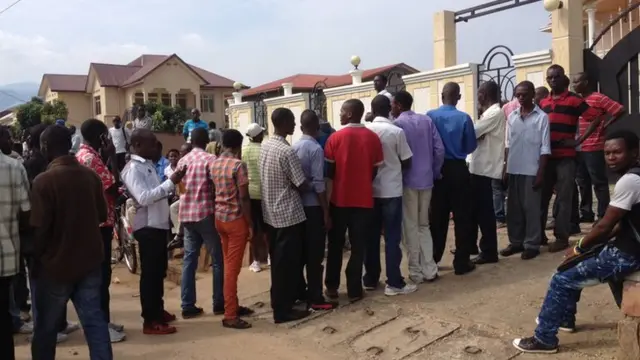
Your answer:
[113,191,138,274]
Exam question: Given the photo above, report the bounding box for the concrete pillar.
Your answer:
[170,92,176,107]
[282,83,293,96]
[433,11,457,69]
[142,90,148,103]
[232,92,242,104]
[349,69,363,84]
[551,0,585,76]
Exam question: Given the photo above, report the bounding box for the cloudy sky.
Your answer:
[0,0,551,87]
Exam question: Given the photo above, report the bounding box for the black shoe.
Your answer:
[182,307,204,319]
[548,240,569,253]
[521,249,540,260]
[472,253,499,265]
[324,288,339,299]
[274,309,309,324]
[570,225,582,236]
[454,261,476,275]
[512,336,558,354]
[579,216,595,223]
[500,245,524,257]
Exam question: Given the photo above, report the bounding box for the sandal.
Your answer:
[222,318,252,329]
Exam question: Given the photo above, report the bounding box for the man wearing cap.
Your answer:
[182,109,209,142]
[242,123,269,272]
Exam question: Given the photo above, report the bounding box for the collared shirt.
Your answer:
[539,91,600,158]
[292,135,325,207]
[427,105,478,160]
[241,141,262,200]
[365,116,413,198]
[177,147,216,223]
[0,154,30,278]
[109,126,130,154]
[134,116,153,130]
[121,154,174,231]
[71,134,82,154]
[394,110,445,190]
[502,98,520,119]
[506,106,551,176]
[324,123,383,208]
[579,92,624,152]
[469,103,506,179]
[30,155,105,283]
[183,119,209,142]
[155,156,170,181]
[211,152,249,222]
[259,135,306,228]
[377,90,394,120]
[76,144,116,227]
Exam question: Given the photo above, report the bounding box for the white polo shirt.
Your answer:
[365,116,413,198]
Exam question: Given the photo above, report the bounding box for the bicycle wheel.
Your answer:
[114,217,126,263]
[124,241,138,274]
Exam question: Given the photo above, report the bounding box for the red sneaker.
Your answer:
[163,311,177,323]
[143,322,177,335]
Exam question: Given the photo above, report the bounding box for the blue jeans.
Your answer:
[363,197,405,289]
[181,215,224,311]
[535,245,640,346]
[31,268,112,360]
[491,179,506,222]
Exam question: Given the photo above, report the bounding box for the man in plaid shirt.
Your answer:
[573,72,625,223]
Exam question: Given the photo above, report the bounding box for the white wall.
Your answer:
[413,87,431,114]
[290,105,304,144]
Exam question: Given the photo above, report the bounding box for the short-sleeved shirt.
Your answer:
[365,117,413,198]
[241,141,262,200]
[259,135,306,228]
[183,119,209,142]
[211,152,249,222]
[579,92,624,152]
[609,172,640,256]
[324,123,384,208]
[177,148,216,223]
[292,135,325,207]
[0,154,30,278]
[505,106,551,177]
[76,144,116,227]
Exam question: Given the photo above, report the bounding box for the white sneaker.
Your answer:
[109,328,126,343]
[109,322,124,332]
[18,321,34,334]
[384,283,418,296]
[28,333,68,343]
[62,321,81,334]
[267,256,271,266]
[249,261,262,273]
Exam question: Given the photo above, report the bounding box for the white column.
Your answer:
[171,93,176,106]
[232,92,243,104]
[282,83,293,96]
[349,69,363,85]
[142,90,148,103]
[586,7,596,48]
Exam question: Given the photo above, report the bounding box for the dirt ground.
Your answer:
[14,224,623,360]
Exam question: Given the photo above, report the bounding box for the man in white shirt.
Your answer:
[469,81,506,265]
[365,75,394,122]
[121,129,185,335]
[133,106,153,131]
[108,116,130,171]
[363,95,416,296]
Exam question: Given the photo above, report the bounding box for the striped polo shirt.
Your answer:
[539,91,599,158]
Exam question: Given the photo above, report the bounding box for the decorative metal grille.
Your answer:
[253,92,268,131]
[477,45,516,101]
[310,80,328,121]
[385,71,406,95]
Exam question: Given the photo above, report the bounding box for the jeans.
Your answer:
[1,277,14,360]
[576,151,610,220]
[535,246,640,346]
[402,188,438,281]
[135,227,168,324]
[100,227,113,324]
[541,158,577,241]
[471,175,498,257]
[267,222,304,317]
[181,215,224,311]
[215,217,249,320]
[31,268,112,360]
[491,179,506,222]
[364,197,405,289]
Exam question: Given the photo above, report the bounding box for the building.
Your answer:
[38,54,239,129]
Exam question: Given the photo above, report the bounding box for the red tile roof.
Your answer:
[44,74,88,92]
[242,63,416,97]
[91,63,140,87]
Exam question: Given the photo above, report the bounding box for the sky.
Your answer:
[0,0,552,88]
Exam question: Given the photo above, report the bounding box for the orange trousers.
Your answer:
[215,217,249,320]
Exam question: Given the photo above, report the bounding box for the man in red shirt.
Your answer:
[572,72,625,223]
[538,65,600,252]
[324,99,383,302]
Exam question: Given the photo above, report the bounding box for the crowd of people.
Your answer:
[1,63,639,358]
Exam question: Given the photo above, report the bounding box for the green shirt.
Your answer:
[242,141,262,200]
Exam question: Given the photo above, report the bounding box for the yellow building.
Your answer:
[37,54,239,129]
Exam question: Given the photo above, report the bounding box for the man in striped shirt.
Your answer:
[538,65,600,252]
[572,72,625,223]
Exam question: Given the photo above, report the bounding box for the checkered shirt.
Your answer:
[178,147,216,223]
[211,152,249,222]
[76,144,116,227]
[0,154,30,277]
[258,135,306,228]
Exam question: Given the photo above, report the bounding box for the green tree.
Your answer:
[16,97,44,130]
[144,101,190,133]
[41,99,69,124]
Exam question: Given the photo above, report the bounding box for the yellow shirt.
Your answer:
[241,141,262,200]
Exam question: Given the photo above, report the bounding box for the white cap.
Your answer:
[246,123,265,138]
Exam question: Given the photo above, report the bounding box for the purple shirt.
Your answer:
[394,111,445,190]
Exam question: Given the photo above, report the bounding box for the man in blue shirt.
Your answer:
[182,109,209,142]
[153,141,170,181]
[427,82,478,276]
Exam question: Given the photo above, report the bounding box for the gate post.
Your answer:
[433,11,457,69]
[550,0,585,76]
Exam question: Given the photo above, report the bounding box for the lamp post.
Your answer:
[232,82,243,105]
[543,0,563,11]
[349,56,363,85]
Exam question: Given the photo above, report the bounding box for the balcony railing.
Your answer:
[588,2,640,57]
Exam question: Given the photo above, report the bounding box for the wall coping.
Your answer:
[229,102,252,111]
[402,63,479,85]
[323,81,375,98]
[512,49,553,68]
[263,93,306,106]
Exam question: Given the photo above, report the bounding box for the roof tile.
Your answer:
[45,74,88,92]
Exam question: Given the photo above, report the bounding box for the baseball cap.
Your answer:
[55,119,66,126]
[246,123,265,138]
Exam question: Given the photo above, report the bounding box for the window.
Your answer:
[134,92,144,105]
[175,93,187,109]
[94,96,102,115]
[200,94,215,113]
[161,93,172,106]
[148,92,158,103]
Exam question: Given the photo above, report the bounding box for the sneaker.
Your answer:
[222,318,252,329]
[409,275,424,284]
[109,322,125,332]
[512,337,558,354]
[535,317,575,333]
[62,321,81,334]
[309,301,338,311]
[163,311,177,323]
[109,328,126,343]
[249,261,262,273]
[17,321,34,334]
[363,283,379,291]
[384,283,418,296]
[143,322,177,335]
[182,307,204,319]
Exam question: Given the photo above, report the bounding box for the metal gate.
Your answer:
[310,80,328,121]
[477,45,516,101]
[385,70,406,95]
[253,92,268,131]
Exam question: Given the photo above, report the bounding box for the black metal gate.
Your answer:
[477,45,516,101]
[310,81,328,121]
[385,70,406,95]
[253,92,268,131]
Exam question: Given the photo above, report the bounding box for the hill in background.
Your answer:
[0,82,39,110]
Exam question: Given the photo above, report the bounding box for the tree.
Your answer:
[16,97,44,130]
[41,99,69,124]
[144,101,190,133]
